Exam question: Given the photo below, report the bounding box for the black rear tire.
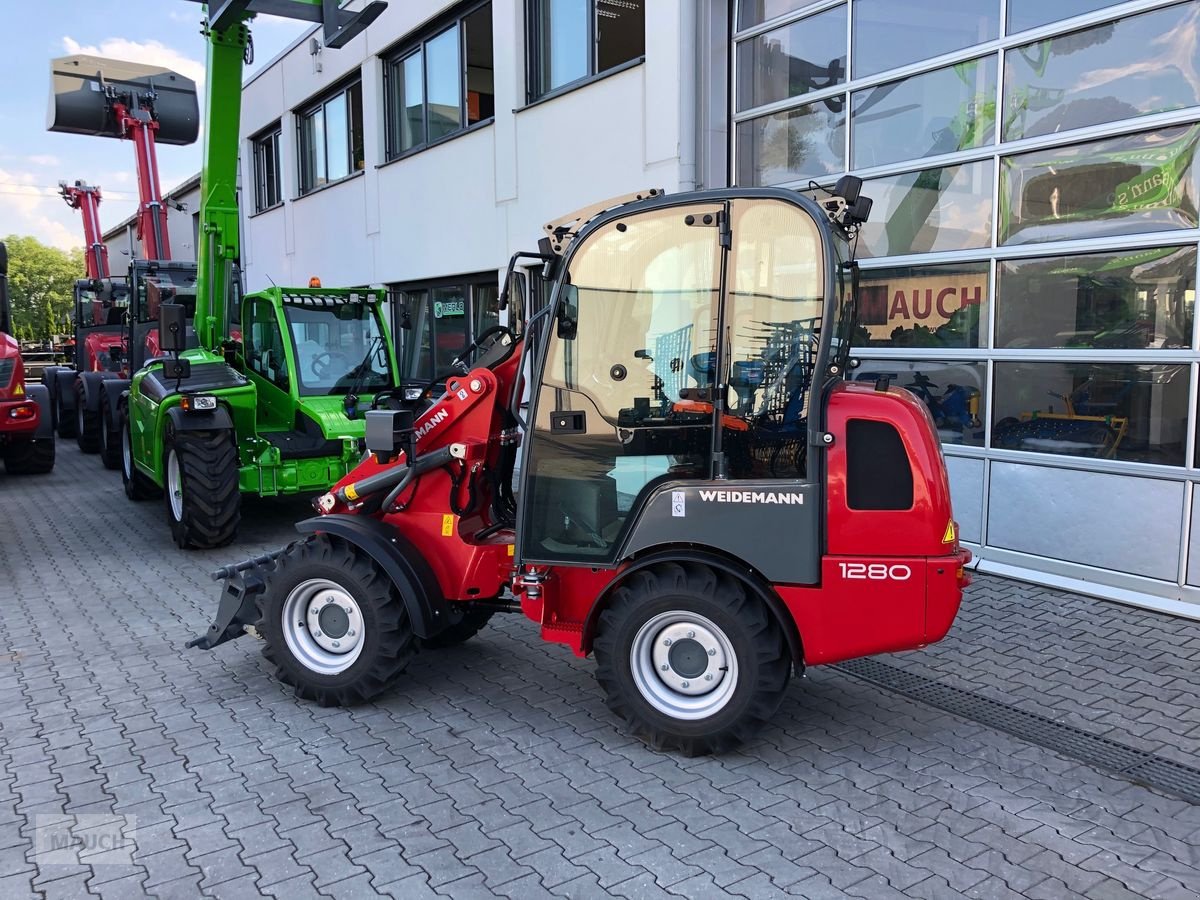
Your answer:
[56,388,76,438]
[4,437,55,474]
[121,405,159,501]
[99,387,121,470]
[257,535,419,706]
[163,424,240,549]
[423,608,494,649]
[75,381,101,453]
[593,562,790,756]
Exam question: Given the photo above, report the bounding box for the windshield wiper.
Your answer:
[343,335,385,420]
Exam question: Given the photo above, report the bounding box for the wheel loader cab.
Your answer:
[518,193,834,582]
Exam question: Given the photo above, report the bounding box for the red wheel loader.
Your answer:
[193,180,971,755]
[0,243,55,475]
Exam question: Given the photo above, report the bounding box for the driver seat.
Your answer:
[296,339,323,376]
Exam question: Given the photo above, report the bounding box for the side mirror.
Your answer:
[159,302,187,352]
[556,284,578,340]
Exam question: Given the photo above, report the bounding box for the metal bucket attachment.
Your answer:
[48,55,199,145]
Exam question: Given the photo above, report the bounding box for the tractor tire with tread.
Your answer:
[98,386,120,470]
[75,381,101,453]
[257,535,419,706]
[55,388,76,438]
[423,608,495,649]
[121,405,159,501]
[4,437,55,474]
[593,562,791,756]
[163,424,240,548]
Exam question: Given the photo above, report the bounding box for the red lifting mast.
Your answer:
[109,97,175,261]
[59,182,110,279]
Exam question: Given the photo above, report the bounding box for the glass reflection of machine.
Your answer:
[993,376,1132,458]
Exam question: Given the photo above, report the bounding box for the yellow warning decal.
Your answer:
[442,514,455,536]
[344,483,359,501]
[507,544,515,556]
[942,520,956,544]
[14,381,23,396]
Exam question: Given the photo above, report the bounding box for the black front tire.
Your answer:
[423,608,495,649]
[121,405,159,501]
[75,382,101,453]
[99,388,120,470]
[163,424,241,549]
[4,437,55,474]
[257,535,419,706]
[56,388,76,438]
[593,562,791,756]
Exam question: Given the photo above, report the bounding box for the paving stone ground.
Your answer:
[2,442,1199,898]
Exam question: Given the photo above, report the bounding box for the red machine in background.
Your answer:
[0,242,55,475]
[43,54,199,464]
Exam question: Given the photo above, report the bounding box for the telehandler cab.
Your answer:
[193,180,971,755]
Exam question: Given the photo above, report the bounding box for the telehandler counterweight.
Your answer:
[194,180,972,756]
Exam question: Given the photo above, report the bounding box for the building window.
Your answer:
[297,81,364,195]
[384,2,495,159]
[252,124,282,212]
[392,273,500,381]
[528,0,645,101]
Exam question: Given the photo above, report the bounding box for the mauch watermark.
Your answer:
[34,815,137,866]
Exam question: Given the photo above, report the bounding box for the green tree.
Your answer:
[4,235,84,341]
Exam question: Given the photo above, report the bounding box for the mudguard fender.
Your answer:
[165,404,234,433]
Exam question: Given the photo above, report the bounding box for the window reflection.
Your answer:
[1005,3,1200,142]
[1001,125,1200,245]
[852,56,996,169]
[736,101,845,186]
[1007,0,1124,35]
[992,362,1188,465]
[857,262,989,347]
[853,359,987,446]
[997,247,1196,349]
[857,160,994,258]
[738,0,827,30]
[736,5,846,111]
[853,0,998,79]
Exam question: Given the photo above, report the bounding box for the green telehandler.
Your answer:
[119,0,392,548]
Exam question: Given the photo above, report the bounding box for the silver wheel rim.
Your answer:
[629,611,738,721]
[167,449,184,521]
[122,423,132,478]
[281,578,365,675]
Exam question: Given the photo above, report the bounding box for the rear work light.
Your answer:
[8,404,36,420]
[180,395,217,412]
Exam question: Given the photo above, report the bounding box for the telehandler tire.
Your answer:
[121,406,159,501]
[257,535,419,706]
[593,562,790,756]
[164,424,240,549]
[423,608,494,649]
[56,391,76,438]
[75,381,101,453]
[99,388,121,470]
[4,437,55,474]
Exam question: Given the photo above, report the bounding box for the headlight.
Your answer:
[404,387,424,401]
[181,394,218,412]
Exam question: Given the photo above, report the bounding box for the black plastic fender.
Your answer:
[25,384,54,440]
[165,403,234,433]
[78,370,121,413]
[99,378,129,421]
[55,369,78,412]
[41,366,63,403]
[294,514,452,640]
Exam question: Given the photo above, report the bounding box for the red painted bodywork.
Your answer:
[111,103,172,261]
[319,340,969,668]
[0,337,39,437]
[59,183,109,279]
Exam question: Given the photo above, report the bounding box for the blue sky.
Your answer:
[0,1,309,251]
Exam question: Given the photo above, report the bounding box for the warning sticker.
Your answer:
[671,491,686,518]
[441,514,455,536]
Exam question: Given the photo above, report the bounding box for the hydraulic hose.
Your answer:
[334,444,460,506]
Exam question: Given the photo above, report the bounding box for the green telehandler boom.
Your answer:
[121,0,394,549]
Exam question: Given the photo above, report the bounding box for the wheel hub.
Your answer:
[630,611,738,719]
[283,579,365,674]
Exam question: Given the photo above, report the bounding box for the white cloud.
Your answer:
[61,36,205,90]
[27,155,61,168]
[0,167,84,251]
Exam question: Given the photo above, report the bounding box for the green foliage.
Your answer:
[4,235,84,341]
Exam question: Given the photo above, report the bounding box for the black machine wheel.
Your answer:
[257,535,419,706]
[121,406,159,501]
[163,424,240,549]
[75,381,101,453]
[56,386,76,438]
[593,562,791,756]
[3,437,55,475]
[98,387,120,470]
[423,608,495,649]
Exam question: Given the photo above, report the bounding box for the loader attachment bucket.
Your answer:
[48,55,200,145]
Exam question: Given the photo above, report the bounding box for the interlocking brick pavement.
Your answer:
[1,443,1199,898]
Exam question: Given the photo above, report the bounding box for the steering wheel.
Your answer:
[311,350,353,380]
